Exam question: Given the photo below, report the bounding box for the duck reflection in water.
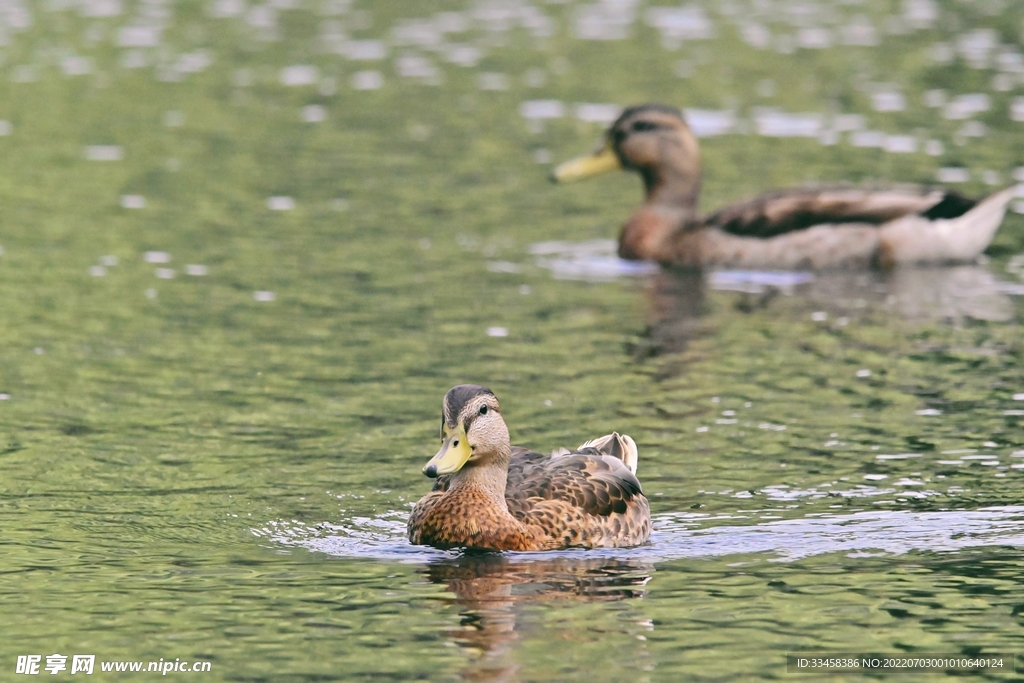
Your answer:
[422,553,653,683]
[634,264,1020,360]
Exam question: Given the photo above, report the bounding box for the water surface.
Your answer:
[2,0,1024,680]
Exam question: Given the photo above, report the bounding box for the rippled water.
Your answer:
[274,506,1024,564]
[3,0,1024,681]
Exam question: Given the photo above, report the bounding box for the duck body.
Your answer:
[553,104,1019,270]
[408,385,651,551]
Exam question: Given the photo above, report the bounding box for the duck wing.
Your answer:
[435,442,645,518]
[505,449,643,518]
[704,186,977,239]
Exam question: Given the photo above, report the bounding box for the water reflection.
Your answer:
[533,240,1021,358]
[633,264,1020,358]
[265,506,1024,680]
[632,268,709,358]
[798,265,1018,323]
[423,555,652,683]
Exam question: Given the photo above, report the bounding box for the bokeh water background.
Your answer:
[3,0,1024,680]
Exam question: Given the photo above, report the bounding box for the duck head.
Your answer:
[551,103,702,260]
[422,384,510,478]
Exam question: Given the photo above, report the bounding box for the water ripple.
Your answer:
[262,505,1024,564]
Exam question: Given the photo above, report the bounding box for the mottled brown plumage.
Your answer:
[408,385,651,551]
[552,103,1018,269]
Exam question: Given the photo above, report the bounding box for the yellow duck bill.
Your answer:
[549,144,621,182]
[422,423,472,478]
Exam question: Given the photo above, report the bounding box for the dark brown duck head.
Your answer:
[552,104,702,260]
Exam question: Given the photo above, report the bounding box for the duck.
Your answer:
[551,103,1019,270]
[408,384,651,551]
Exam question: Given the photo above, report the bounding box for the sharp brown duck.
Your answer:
[552,103,1019,269]
[408,385,651,551]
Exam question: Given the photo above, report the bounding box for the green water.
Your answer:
[3,0,1024,680]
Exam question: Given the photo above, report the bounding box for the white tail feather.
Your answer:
[578,432,639,474]
[880,185,1020,264]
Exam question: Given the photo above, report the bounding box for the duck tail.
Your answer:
[879,184,1020,265]
[947,184,1021,257]
[579,432,639,474]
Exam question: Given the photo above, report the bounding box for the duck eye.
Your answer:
[479,405,488,415]
[631,120,658,133]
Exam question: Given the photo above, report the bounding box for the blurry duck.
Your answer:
[552,103,1019,269]
[408,384,651,551]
